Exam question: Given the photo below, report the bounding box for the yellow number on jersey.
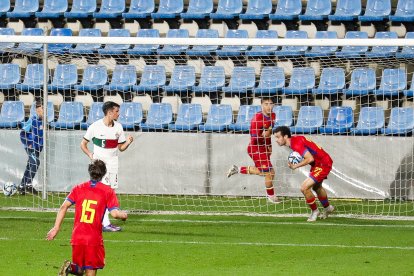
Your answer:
[80,199,98,224]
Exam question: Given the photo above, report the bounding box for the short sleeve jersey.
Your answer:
[250,112,276,146]
[84,119,126,172]
[66,181,120,246]
[290,136,333,165]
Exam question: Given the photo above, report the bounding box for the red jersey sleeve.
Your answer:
[106,188,120,211]
[290,136,307,157]
[66,186,77,205]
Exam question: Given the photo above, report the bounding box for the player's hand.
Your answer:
[46,227,59,241]
[88,152,94,160]
[288,162,297,170]
[126,135,134,145]
[120,211,128,221]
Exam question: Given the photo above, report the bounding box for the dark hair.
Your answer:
[88,159,107,181]
[273,126,291,137]
[261,97,274,104]
[102,101,120,115]
[35,99,43,108]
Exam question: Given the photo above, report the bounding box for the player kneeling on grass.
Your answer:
[273,126,335,222]
[46,159,128,276]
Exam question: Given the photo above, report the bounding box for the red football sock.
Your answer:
[240,166,248,174]
[306,197,318,211]
[266,186,275,197]
[318,195,330,208]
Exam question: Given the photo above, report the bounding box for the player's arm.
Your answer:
[80,138,93,160]
[262,126,273,138]
[118,135,133,152]
[289,151,314,170]
[46,200,72,240]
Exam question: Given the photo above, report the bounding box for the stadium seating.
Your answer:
[365,32,398,57]
[133,65,166,93]
[358,0,391,22]
[403,73,414,97]
[0,0,10,17]
[283,67,315,95]
[64,0,96,19]
[319,106,354,134]
[335,31,368,58]
[328,0,362,22]
[342,68,376,97]
[0,101,25,128]
[122,0,155,19]
[163,65,195,94]
[48,28,73,53]
[396,32,414,59]
[186,29,219,56]
[7,0,39,19]
[128,29,160,55]
[269,0,302,20]
[351,107,385,135]
[374,69,406,97]
[80,101,104,129]
[228,105,261,132]
[312,68,346,96]
[157,29,189,56]
[15,64,44,92]
[30,101,54,123]
[275,31,308,57]
[0,64,20,90]
[299,0,331,21]
[210,0,242,20]
[69,28,102,54]
[253,67,285,96]
[305,31,338,57]
[192,66,225,94]
[290,105,323,134]
[151,0,183,19]
[216,30,249,57]
[98,29,130,55]
[383,107,414,135]
[168,103,203,131]
[389,0,414,22]
[118,102,143,130]
[181,0,213,20]
[239,0,272,20]
[74,65,108,92]
[104,65,137,93]
[198,104,233,132]
[273,105,293,127]
[50,101,84,129]
[0,28,15,53]
[15,28,44,53]
[140,103,173,131]
[246,30,279,57]
[222,67,256,95]
[35,0,67,19]
[94,0,125,19]
[48,64,77,92]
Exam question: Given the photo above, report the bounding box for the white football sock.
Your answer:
[102,209,111,227]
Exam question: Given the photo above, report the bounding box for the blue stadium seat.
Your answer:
[30,101,54,123]
[305,31,337,57]
[15,64,44,92]
[273,105,293,127]
[283,67,315,95]
[0,101,25,128]
[50,102,84,129]
[104,65,137,93]
[210,0,243,20]
[253,67,285,96]
[312,67,345,95]
[246,30,279,57]
[228,105,261,132]
[335,31,368,58]
[239,0,272,20]
[389,0,414,22]
[216,30,249,57]
[118,102,143,130]
[181,0,213,19]
[128,29,160,55]
[48,64,77,92]
[168,103,203,131]
[198,104,233,132]
[328,0,361,21]
[319,106,354,134]
[164,65,196,93]
[365,31,398,58]
[0,28,15,53]
[133,65,166,93]
[98,29,130,55]
[15,28,44,53]
[269,0,301,20]
[299,0,331,21]
[80,102,104,130]
[94,0,125,19]
[74,65,107,92]
[290,105,323,134]
[186,29,219,56]
[351,107,385,135]
[222,67,256,95]
[36,0,67,18]
[70,28,102,54]
[383,107,414,135]
[403,73,414,97]
[0,0,10,17]
[157,29,189,55]
[64,0,96,18]
[343,68,376,97]
[359,0,391,22]
[151,0,183,19]
[140,103,173,131]
[275,31,308,57]
[123,0,154,19]
[0,64,20,90]
[374,69,406,97]
[48,28,73,53]
[7,0,38,18]
[396,32,414,59]
[192,66,225,94]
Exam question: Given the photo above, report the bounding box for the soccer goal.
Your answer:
[0,31,413,219]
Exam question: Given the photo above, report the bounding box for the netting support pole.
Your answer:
[41,42,48,200]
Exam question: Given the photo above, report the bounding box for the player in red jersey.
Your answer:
[46,159,128,276]
[227,97,280,204]
[273,126,335,222]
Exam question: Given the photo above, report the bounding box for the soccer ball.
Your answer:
[288,151,303,165]
[3,182,17,196]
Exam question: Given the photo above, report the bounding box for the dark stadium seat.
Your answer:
[163,65,196,94]
[282,67,315,96]
[328,0,361,22]
[374,69,406,97]
[151,0,183,19]
[128,29,160,55]
[358,0,391,22]
[290,105,323,134]
[299,0,331,21]
[48,28,73,53]
[94,0,125,19]
[64,0,96,19]
[35,0,68,19]
[15,64,44,92]
[15,28,44,53]
[181,0,213,20]
[239,0,272,20]
[140,103,173,131]
[396,32,414,59]
[228,105,261,132]
[210,0,242,20]
[389,0,414,22]
[275,31,308,57]
[351,107,385,135]
[48,64,78,92]
[7,0,38,19]
[104,65,137,93]
[312,68,346,96]
[0,0,10,17]
[118,102,143,130]
[0,101,25,128]
[192,66,225,94]
[335,31,368,58]
[383,107,414,135]
[0,28,15,53]
[246,30,279,57]
[253,67,285,96]
[365,31,398,58]
[186,29,219,56]
[168,103,203,131]
[216,29,249,57]
[403,73,414,97]
[69,28,102,54]
[98,29,130,55]
[0,64,20,90]
[305,31,338,57]
[81,102,104,129]
[50,101,84,129]
[122,0,155,19]
[221,67,256,95]
[342,68,376,97]
[269,0,301,21]
[273,105,293,127]
[157,29,189,56]
[133,65,166,93]
[30,101,54,123]
[319,106,354,134]
[198,104,233,132]
[74,65,107,92]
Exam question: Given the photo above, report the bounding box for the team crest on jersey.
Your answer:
[115,132,120,139]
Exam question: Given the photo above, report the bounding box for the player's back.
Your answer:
[250,112,275,146]
[291,136,332,165]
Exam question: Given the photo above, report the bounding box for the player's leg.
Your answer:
[101,172,121,232]
[300,177,320,222]
[264,168,280,203]
[85,269,97,276]
[83,245,105,276]
[25,150,40,194]
[18,148,32,194]
[311,165,334,219]
[67,245,86,275]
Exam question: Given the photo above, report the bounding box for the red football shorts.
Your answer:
[72,244,105,270]
[309,163,332,185]
[247,144,273,172]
